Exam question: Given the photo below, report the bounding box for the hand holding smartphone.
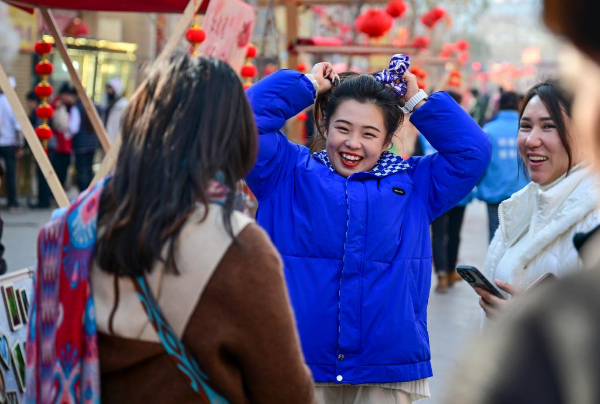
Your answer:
[456,265,506,300]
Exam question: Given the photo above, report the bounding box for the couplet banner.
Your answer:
[199,0,255,73]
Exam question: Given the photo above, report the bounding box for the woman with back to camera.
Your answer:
[245,55,491,403]
[26,54,315,404]
[477,80,600,319]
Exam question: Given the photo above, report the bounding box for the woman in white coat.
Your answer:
[477,80,600,319]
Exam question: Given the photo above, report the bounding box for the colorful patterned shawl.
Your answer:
[26,176,234,404]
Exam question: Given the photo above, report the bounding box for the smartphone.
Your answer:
[456,265,506,300]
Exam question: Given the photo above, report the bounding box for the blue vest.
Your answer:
[246,70,491,384]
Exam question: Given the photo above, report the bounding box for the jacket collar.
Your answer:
[312,150,410,178]
[500,163,598,247]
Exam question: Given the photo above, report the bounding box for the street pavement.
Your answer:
[1,199,490,403]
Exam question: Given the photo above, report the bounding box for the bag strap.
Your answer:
[132,275,229,404]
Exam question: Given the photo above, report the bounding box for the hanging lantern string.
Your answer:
[241,44,258,90]
[34,38,54,151]
[185,12,206,56]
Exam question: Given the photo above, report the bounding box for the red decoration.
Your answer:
[35,125,53,141]
[186,27,206,44]
[246,44,257,58]
[458,51,470,65]
[411,36,430,50]
[65,18,89,37]
[241,64,258,78]
[297,111,308,122]
[35,62,53,76]
[355,9,394,38]
[455,39,469,51]
[417,80,427,90]
[421,7,446,28]
[296,63,307,73]
[243,82,252,90]
[34,41,52,55]
[36,104,54,120]
[411,67,427,80]
[386,0,407,18]
[35,83,53,98]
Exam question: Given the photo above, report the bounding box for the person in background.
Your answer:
[50,85,74,190]
[60,84,100,191]
[0,76,22,211]
[103,77,127,142]
[477,91,530,241]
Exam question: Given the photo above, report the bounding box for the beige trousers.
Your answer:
[315,386,413,404]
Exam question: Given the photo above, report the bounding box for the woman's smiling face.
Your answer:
[325,100,390,177]
[518,95,571,185]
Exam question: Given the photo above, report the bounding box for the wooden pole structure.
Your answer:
[0,64,69,207]
[40,7,111,152]
[286,1,299,69]
[90,0,201,186]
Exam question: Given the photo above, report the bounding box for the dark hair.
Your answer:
[58,83,77,95]
[96,54,257,277]
[446,90,463,105]
[499,91,519,110]
[311,72,403,152]
[26,91,40,102]
[518,80,574,176]
[544,0,600,63]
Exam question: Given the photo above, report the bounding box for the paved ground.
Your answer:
[1,198,490,403]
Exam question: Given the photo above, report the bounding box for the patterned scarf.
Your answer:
[313,150,410,177]
[26,176,235,404]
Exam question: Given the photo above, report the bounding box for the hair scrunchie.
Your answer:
[375,54,411,97]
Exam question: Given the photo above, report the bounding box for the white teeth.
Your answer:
[341,153,362,161]
[529,156,548,161]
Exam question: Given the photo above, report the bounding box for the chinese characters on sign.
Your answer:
[199,0,255,73]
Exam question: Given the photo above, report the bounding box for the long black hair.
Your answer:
[311,72,403,152]
[96,54,258,277]
[519,80,574,176]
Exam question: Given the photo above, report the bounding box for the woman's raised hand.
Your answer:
[400,71,425,110]
[310,62,339,95]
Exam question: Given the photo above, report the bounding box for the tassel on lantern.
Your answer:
[241,44,258,90]
[34,39,54,150]
[186,20,206,56]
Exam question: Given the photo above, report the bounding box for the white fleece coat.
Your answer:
[483,165,600,294]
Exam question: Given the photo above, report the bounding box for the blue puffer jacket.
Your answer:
[246,70,491,384]
[477,110,529,204]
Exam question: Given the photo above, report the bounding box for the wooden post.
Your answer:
[89,0,200,186]
[40,7,111,152]
[286,1,299,69]
[0,64,69,207]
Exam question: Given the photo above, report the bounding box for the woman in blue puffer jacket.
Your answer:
[245,57,491,403]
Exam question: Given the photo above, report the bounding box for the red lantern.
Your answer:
[36,104,54,120]
[417,80,427,90]
[35,125,53,141]
[241,64,258,78]
[246,44,257,58]
[455,39,469,51]
[35,84,53,98]
[297,111,308,122]
[442,43,456,54]
[34,41,53,55]
[186,26,206,45]
[411,36,430,50]
[432,7,446,19]
[296,63,307,73]
[35,62,53,76]
[386,0,407,18]
[450,71,462,78]
[356,9,394,38]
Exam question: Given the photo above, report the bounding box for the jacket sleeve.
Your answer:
[186,224,316,404]
[245,69,316,201]
[408,92,492,221]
